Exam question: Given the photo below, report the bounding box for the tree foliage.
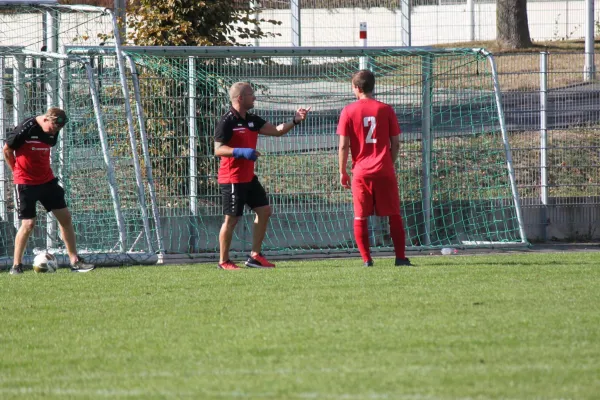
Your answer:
[116,1,283,204]
[126,0,280,46]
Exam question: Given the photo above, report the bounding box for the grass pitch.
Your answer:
[1,252,599,399]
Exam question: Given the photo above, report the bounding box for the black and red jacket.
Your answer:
[214,107,266,184]
[5,117,58,185]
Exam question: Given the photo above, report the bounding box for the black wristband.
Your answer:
[292,118,300,125]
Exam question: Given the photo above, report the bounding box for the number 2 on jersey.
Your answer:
[363,116,377,143]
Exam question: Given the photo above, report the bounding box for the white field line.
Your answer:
[0,387,482,400]
[0,362,581,385]
[0,365,585,399]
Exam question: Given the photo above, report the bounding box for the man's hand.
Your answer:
[340,172,351,189]
[232,148,260,161]
[293,106,312,125]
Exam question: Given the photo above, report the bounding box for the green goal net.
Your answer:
[0,3,157,267]
[1,41,527,266]
[92,46,529,261]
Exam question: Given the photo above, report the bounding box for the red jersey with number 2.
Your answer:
[337,98,401,178]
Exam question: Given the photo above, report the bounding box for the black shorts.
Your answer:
[16,178,67,220]
[220,176,269,216]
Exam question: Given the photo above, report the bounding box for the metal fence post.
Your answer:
[250,0,260,47]
[421,54,433,246]
[540,51,548,241]
[584,0,595,81]
[291,0,301,47]
[46,8,59,250]
[12,55,25,230]
[400,0,411,46]
[114,0,127,40]
[57,45,68,192]
[291,0,301,66]
[566,0,570,39]
[188,56,198,253]
[467,0,475,41]
[0,56,6,222]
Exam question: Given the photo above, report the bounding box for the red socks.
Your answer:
[389,214,406,259]
[353,218,371,262]
[354,215,406,262]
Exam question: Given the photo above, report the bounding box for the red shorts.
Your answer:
[351,174,401,217]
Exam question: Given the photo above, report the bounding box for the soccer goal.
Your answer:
[65,45,527,262]
[0,1,160,268]
[1,14,528,266]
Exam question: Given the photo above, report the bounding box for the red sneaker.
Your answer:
[245,253,275,268]
[217,260,241,270]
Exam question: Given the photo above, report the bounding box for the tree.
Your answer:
[126,0,280,46]
[119,0,281,207]
[497,0,533,49]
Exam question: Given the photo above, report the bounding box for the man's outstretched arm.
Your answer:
[259,107,312,137]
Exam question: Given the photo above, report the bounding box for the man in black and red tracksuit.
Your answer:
[214,82,311,270]
[3,107,95,274]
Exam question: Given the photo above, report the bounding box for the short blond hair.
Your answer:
[45,107,68,126]
[229,82,252,102]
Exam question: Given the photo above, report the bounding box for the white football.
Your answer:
[33,253,58,273]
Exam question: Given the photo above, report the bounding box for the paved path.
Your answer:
[256,81,600,153]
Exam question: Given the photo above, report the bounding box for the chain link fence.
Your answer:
[245,0,600,46]
[3,2,600,252]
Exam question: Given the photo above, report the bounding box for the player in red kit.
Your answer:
[3,108,95,274]
[214,82,311,270]
[337,70,412,267]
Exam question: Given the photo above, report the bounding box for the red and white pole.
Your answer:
[359,22,368,70]
[359,22,367,46]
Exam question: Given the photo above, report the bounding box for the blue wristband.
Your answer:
[233,148,258,161]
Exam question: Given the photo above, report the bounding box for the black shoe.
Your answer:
[364,260,374,267]
[395,257,413,267]
[70,257,95,273]
[10,264,24,275]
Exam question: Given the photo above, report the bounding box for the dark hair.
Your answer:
[352,70,375,94]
